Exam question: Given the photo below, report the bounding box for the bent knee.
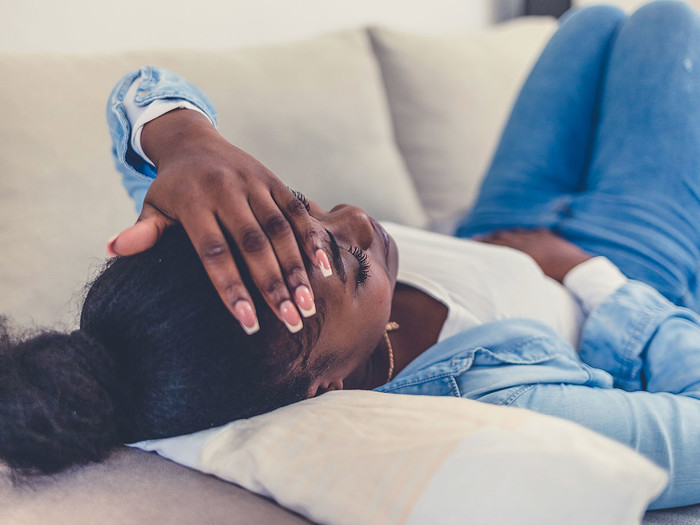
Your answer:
[559,4,626,30]
[629,0,700,34]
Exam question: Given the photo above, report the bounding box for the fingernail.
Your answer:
[280,300,303,333]
[316,249,332,277]
[295,286,316,318]
[235,300,259,335]
[106,233,120,257]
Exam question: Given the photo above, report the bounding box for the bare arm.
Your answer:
[476,229,593,282]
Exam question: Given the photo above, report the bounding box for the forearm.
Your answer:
[106,68,326,334]
[486,284,700,508]
[140,108,219,170]
[505,383,700,509]
[561,280,700,508]
[106,66,219,211]
[578,280,700,392]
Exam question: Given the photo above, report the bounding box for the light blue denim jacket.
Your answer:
[107,67,700,509]
[106,66,218,213]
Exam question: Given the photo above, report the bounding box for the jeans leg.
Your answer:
[455,5,626,236]
[556,1,700,309]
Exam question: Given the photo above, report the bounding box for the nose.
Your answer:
[327,204,374,250]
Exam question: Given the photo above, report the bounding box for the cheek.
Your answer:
[355,282,393,349]
[372,275,394,320]
[340,291,391,356]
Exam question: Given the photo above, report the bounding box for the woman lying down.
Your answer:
[3,1,700,510]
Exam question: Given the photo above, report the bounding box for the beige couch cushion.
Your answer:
[137,30,428,225]
[0,448,311,525]
[0,29,426,329]
[370,18,557,231]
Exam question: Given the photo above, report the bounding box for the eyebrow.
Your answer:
[324,228,347,284]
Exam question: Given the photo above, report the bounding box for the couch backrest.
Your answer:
[0,19,555,329]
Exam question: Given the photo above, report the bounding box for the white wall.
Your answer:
[0,0,496,54]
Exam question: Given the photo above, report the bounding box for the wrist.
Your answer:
[141,108,216,169]
[556,254,594,283]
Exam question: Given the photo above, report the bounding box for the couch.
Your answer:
[2,15,699,524]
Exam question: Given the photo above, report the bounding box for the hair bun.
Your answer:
[0,322,120,476]
[68,328,96,345]
[67,329,104,360]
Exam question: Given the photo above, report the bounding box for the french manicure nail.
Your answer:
[235,300,260,335]
[106,233,120,257]
[315,249,332,277]
[280,300,303,333]
[295,285,316,318]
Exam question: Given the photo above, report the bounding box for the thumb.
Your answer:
[106,206,174,257]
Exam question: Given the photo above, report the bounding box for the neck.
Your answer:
[388,283,448,377]
[346,283,447,390]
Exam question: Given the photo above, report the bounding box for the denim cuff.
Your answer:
[578,281,679,391]
[563,256,627,315]
[107,66,218,176]
[106,66,219,210]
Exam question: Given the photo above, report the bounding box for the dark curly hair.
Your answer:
[0,225,324,477]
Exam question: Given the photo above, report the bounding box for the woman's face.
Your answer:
[301,198,399,395]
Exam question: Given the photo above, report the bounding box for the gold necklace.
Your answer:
[384,321,400,383]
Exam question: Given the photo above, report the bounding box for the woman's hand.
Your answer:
[107,109,331,334]
[476,229,593,283]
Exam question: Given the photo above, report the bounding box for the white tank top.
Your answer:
[385,223,583,346]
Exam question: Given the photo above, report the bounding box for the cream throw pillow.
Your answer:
[135,391,667,525]
[370,18,557,232]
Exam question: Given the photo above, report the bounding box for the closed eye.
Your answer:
[348,246,371,288]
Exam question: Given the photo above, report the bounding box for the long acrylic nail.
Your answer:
[280,300,303,333]
[295,285,316,318]
[315,249,332,277]
[235,300,260,335]
[106,233,120,257]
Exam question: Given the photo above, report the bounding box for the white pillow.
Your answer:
[134,391,667,525]
[369,18,557,232]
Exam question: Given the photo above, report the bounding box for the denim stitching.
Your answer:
[501,384,538,407]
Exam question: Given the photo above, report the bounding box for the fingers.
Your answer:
[217,191,319,334]
[106,206,173,257]
[181,207,262,335]
[107,168,330,336]
[274,185,332,277]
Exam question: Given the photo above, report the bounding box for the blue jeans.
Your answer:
[456,0,700,312]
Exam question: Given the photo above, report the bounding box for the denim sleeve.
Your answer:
[493,282,700,509]
[105,66,218,212]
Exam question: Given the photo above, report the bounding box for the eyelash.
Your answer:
[290,188,311,212]
[348,246,371,287]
